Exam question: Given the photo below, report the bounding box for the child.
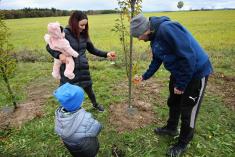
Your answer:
[44,22,79,80]
[54,83,102,157]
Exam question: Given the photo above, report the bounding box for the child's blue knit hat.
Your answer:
[54,83,84,112]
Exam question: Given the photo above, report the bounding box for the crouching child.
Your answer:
[54,82,102,157]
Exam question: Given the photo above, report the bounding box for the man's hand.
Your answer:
[107,51,116,60]
[174,87,184,95]
[59,54,67,64]
[133,75,143,85]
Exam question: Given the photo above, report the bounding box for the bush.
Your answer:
[14,49,53,63]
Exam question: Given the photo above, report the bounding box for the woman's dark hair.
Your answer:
[68,11,89,39]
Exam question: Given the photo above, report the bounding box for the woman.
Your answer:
[47,11,116,112]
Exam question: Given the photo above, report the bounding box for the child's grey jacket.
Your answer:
[55,107,102,146]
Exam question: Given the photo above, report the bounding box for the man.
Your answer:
[131,14,213,156]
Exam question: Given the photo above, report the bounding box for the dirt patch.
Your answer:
[109,100,155,133]
[109,79,164,133]
[207,72,235,111]
[0,77,57,129]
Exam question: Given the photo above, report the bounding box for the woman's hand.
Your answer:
[174,87,184,95]
[59,54,67,64]
[107,51,116,60]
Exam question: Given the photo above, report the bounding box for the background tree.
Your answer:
[0,12,17,110]
[177,1,184,10]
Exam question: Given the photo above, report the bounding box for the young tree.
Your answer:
[112,1,129,78]
[177,1,184,10]
[113,0,142,109]
[0,12,17,109]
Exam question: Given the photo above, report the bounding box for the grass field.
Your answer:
[0,10,235,157]
[5,10,235,75]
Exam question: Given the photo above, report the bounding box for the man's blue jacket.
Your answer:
[142,16,213,91]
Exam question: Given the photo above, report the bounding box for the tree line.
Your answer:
[0,8,118,19]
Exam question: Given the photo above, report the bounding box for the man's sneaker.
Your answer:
[166,142,187,157]
[154,126,178,136]
[93,104,104,112]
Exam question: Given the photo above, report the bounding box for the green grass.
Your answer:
[1,10,235,156]
[5,10,235,52]
[0,62,52,107]
[0,61,234,157]
[4,10,235,75]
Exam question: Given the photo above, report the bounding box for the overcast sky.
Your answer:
[0,0,235,11]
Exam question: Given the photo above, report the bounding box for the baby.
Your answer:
[44,22,78,79]
[54,83,102,157]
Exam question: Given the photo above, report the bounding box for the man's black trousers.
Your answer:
[167,75,208,144]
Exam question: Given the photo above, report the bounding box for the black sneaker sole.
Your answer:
[166,146,187,157]
[93,106,104,112]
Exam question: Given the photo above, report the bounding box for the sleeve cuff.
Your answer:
[142,74,147,80]
[55,53,60,59]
